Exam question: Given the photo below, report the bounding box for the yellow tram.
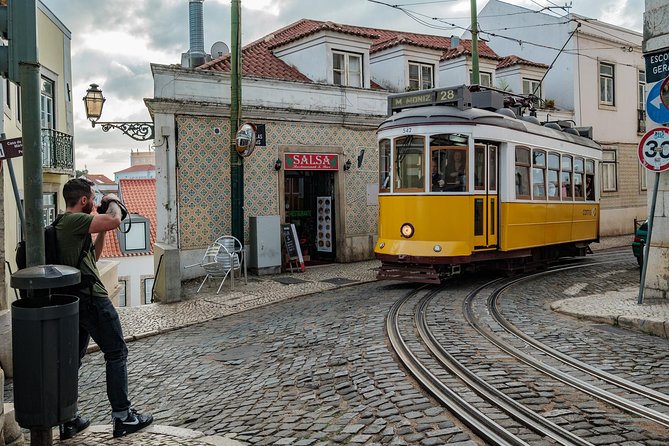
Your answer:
[375,86,601,282]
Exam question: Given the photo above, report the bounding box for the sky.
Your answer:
[39,0,645,179]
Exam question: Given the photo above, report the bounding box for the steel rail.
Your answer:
[416,287,594,446]
[463,262,669,429]
[490,273,669,408]
[386,287,529,446]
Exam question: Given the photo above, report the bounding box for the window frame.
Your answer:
[531,149,547,200]
[547,152,560,200]
[119,215,151,254]
[601,148,617,192]
[117,278,128,307]
[599,62,615,106]
[394,135,426,192]
[332,50,363,88]
[408,61,434,90]
[573,157,585,201]
[522,78,542,102]
[379,138,391,192]
[40,76,55,129]
[142,276,155,305]
[514,146,531,199]
[561,155,573,200]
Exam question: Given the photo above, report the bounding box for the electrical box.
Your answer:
[248,215,281,275]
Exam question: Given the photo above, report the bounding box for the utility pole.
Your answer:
[470,0,480,85]
[230,0,243,243]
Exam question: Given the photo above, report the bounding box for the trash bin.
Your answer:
[10,265,81,429]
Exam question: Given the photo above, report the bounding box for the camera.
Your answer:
[98,199,128,220]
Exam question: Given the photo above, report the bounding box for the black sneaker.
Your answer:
[59,415,91,440]
[112,408,153,438]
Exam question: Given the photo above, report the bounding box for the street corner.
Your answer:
[53,424,246,445]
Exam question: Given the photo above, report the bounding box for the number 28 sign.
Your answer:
[638,127,669,172]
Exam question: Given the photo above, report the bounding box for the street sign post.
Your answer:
[646,81,669,125]
[637,128,669,304]
[0,136,23,160]
[638,127,669,171]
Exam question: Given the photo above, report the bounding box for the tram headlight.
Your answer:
[400,223,414,238]
[433,245,442,253]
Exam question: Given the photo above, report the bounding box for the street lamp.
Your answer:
[83,83,155,141]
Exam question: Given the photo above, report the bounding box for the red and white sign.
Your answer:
[284,153,339,171]
[638,127,669,172]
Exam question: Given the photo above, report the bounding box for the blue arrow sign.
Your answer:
[647,80,669,124]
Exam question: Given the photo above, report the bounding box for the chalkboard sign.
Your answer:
[281,223,305,272]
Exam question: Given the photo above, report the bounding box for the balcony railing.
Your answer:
[41,128,74,171]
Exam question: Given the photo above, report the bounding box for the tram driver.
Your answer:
[445,150,466,191]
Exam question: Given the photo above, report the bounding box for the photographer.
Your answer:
[56,178,152,440]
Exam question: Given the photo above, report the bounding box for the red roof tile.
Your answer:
[85,174,115,185]
[114,164,156,174]
[441,40,500,61]
[496,55,549,69]
[199,19,501,80]
[100,179,156,258]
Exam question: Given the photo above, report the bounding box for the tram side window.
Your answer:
[561,155,573,200]
[515,146,531,199]
[547,152,560,199]
[532,150,546,199]
[574,158,584,200]
[379,139,391,192]
[585,159,595,200]
[395,135,425,191]
[488,145,497,192]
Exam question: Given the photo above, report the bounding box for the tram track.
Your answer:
[463,260,669,429]
[387,252,669,445]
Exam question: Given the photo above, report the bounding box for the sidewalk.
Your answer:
[17,235,669,445]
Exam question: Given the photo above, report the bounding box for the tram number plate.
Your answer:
[437,89,458,103]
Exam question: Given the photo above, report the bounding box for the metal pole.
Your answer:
[230,0,244,242]
[20,60,44,267]
[470,0,480,85]
[638,172,660,304]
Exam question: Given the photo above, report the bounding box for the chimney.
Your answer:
[189,0,206,67]
[450,36,460,49]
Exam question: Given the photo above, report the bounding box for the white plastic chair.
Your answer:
[185,236,247,294]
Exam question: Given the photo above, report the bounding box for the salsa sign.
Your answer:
[638,127,669,172]
[284,153,339,171]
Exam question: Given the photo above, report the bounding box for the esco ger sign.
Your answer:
[638,127,669,172]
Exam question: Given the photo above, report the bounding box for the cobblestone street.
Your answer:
[76,281,473,445]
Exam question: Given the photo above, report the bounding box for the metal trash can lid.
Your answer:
[10,265,81,290]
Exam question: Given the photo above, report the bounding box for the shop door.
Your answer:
[284,171,336,264]
[473,143,498,250]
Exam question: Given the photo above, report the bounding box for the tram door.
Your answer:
[472,143,498,250]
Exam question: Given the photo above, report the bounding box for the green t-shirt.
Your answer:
[55,212,107,298]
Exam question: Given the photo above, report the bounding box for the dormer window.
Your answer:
[119,214,151,255]
[409,62,433,90]
[333,51,362,87]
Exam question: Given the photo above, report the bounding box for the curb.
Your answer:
[53,424,245,445]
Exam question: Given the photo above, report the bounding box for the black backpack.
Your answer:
[15,214,93,276]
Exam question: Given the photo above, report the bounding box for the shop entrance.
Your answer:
[284,170,336,264]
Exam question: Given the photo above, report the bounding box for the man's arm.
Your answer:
[89,200,122,234]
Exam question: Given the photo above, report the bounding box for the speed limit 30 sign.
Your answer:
[638,127,669,172]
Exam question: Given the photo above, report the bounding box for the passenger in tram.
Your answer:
[445,150,466,191]
[431,161,446,191]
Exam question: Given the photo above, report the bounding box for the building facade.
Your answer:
[1,1,76,310]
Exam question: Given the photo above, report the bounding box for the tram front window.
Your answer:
[395,135,425,191]
[430,133,469,192]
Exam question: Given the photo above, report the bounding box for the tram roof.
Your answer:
[378,105,601,151]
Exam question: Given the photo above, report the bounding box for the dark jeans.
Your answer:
[77,294,131,414]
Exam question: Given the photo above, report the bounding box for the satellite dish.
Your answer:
[211,41,230,59]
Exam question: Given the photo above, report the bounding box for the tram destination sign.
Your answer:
[645,49,669,83]
[388,85,472,114]
[638,127,669,172]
